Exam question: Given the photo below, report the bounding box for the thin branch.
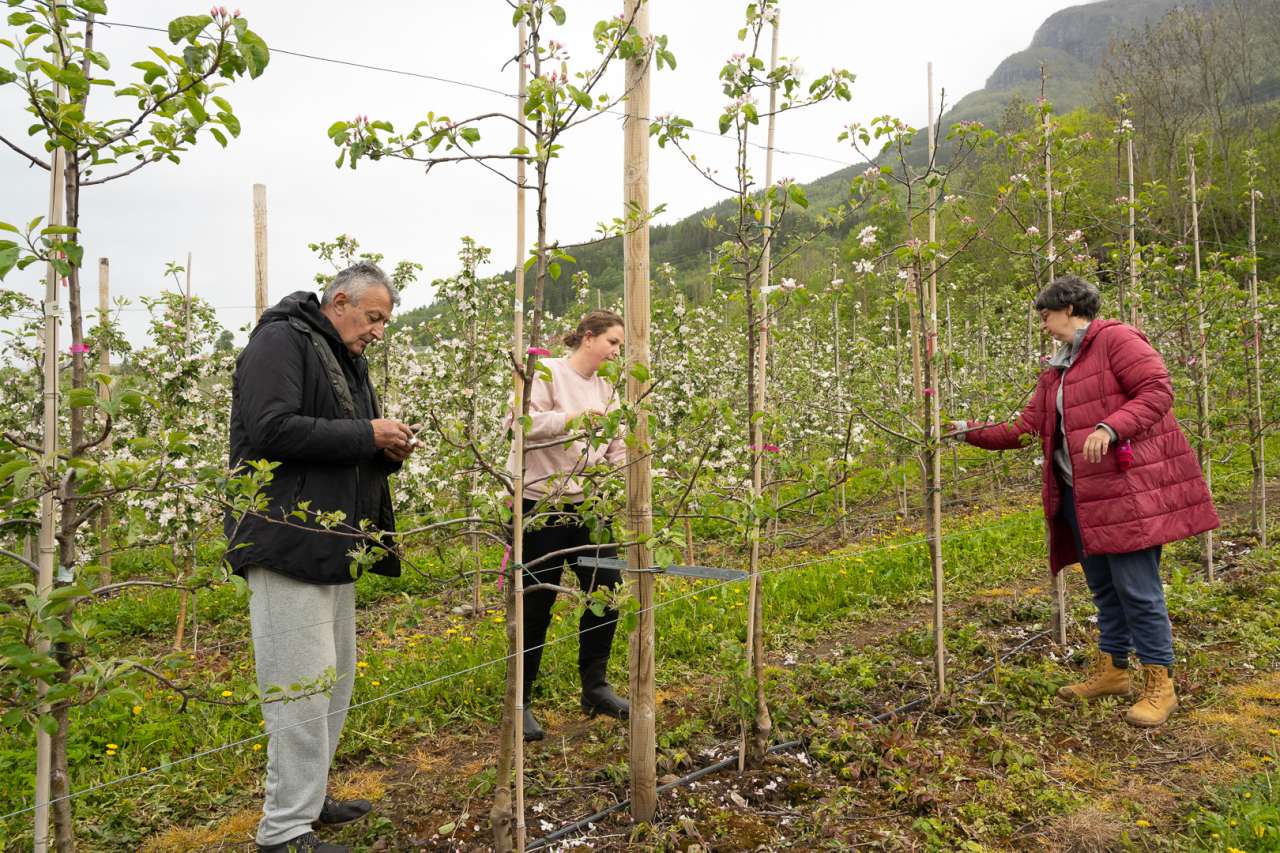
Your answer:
[0,133,49,170]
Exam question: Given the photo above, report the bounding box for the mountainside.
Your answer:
[944,0,1211,125]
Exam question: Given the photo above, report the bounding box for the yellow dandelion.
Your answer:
[1228,847,1247,853]
[105,750,116,757]
[221,690,233,698]
[1262,756,1274,764]
[1255,826,1266,839]
[1268,728,1280,737]
[357,661,368,669]
[370,680,380,687]
[1244,792,1254,799]
[131,705,142,715]
[462,637,473,643]
[140,767,147,772]
[106,743,119,750]
[252,743,263,752]
[1135,819,1151,828]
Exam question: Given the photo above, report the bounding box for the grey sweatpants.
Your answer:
[247,567,357,847]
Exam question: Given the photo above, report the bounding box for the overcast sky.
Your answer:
[1,0,1083,344]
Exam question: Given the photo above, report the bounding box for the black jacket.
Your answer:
[225,291,401,583]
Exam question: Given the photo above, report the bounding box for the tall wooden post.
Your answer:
[623,0,657,822]
[253,184,268,322]
[1187,147,1215,580]
[96,259,112,587]
[924,63,947,693]
[1042,83,1069,647]
[492,23,529,853]
[1247,169,1267,549]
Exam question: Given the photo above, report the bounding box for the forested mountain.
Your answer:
[396,0,1279,328]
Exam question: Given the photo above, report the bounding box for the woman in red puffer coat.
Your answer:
[955,276,1218,728]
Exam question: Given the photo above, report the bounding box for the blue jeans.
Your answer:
[1059,486,1174,667]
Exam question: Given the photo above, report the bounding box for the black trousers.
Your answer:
[517,500,621,699]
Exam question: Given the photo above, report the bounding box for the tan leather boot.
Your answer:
[1057,650,1132,701]
[1125,664,1177,727]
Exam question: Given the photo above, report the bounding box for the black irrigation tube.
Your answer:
[527,739,806,851]
[528,629,1054,849]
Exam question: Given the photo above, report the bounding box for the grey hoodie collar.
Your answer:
[1048,323,1091,370]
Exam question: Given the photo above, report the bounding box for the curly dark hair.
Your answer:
[1034,275,1101,320]
[563,310,623,349]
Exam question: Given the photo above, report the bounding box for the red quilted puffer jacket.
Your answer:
[965,319,1219,573]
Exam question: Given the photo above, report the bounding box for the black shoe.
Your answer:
[258,832,349,853]
[580,658,630,720]
[315,794,371,827]
[523,706,545,741]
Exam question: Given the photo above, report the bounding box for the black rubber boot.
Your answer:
[523,706,545,741]
[258,832,349,852]
[580,657,629,719]
[314,794,371,827]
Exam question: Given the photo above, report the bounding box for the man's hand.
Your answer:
[380,422,422,462]
[372,418,415,451]
[1082,427,1112,463]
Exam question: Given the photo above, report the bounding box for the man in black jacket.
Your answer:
[226,261,417,853]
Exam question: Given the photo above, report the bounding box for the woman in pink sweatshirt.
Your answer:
[507,310,629,741]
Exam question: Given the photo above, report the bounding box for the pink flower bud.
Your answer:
[923,387,936,397]
[69,343,90,354]
[527,346,551,357]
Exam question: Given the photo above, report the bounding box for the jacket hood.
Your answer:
[254,290,345,348]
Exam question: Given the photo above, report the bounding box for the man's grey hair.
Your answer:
[321,261,401,308]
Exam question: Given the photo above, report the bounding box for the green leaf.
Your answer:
[548,261,561,280]
[548,5,565,25]
[787,183,808,209]
[0,243,18,280]
[63,242,84,268]
[718,112,732,135]
[217,110,240,137]
[0,67,15,86]
[628,363,650,383]
[208,126,227,147]
[8,12,34,25]
[67,387,96,407]
[73,0,108,13]
[0,459,30,482]
[236,29,270,78]
[167,14,212,44]
[39,714,58,737]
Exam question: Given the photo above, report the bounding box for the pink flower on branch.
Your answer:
[749,443,781,453]
[527,346,551,357]
[68,343,90,354]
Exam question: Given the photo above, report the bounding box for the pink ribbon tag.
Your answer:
[497,544,511,591]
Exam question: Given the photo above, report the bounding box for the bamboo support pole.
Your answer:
[1187,147,1215,580]
[623,0,657,821]
[96,259,112,587]
[175,252,193,650]
[34,22,67,843]
[1126,135,1137,320]
[741,9,779,770]
[1043,88,1069,647]
[1247,177,1267,549]
[253,184,268,322]
[925,63,946,693]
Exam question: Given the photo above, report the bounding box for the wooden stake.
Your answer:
[1187,146,1215,580]
[623,0,657,821]
[96,259,112,588]
[253,184,268,322]
[34,95,67,853]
